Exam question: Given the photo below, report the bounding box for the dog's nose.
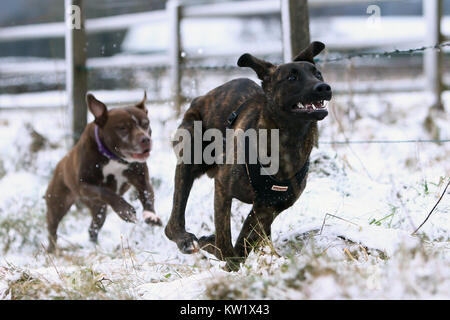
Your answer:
[313,82,332,100]
[313,82,331,94]
[140,136,151,147]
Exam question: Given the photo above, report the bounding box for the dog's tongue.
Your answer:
[131,151,150,159]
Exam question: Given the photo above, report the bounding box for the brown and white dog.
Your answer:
[45,92,161,253]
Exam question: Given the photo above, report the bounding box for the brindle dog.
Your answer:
[165,42,332,269]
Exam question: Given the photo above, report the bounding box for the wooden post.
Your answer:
[65,0,87,145]
[168,0,182,115]
[424,0,444,111]
[281,0,310,62]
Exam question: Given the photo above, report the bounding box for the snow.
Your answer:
[0,88,449,299]
[136,270,227,300]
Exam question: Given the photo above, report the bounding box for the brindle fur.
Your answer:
[165,42,332,269]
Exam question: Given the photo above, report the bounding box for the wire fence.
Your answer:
[182,43,450,146]
[316,41,450,64]
[317,42,450,146]
[2,39,449,146]
[321,139,450,145]
[58,41,450,73]
[177,41,450,71]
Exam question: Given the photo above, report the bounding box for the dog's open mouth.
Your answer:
[131,148,150,160]
[291,100,328,113]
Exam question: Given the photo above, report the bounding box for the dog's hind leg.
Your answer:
[45,179,74,253]
[84,200,107,244]
[165,163,203,254]
[233,204,274,263]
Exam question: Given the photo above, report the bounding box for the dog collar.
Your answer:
[94,125,129,164]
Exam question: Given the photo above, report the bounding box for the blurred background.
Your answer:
[0,0,449,110]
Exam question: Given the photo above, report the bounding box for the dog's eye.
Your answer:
[287,75,297,81]
[315,71,323,79]
[117,125,127,131]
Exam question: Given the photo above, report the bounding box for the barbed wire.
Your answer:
[179,41,450,70]
[316,41,450,64]
[44,41,450,73]
[320,139,450,145]
[4,41,450,147]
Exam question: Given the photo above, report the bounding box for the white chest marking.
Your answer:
[102,160,128,192]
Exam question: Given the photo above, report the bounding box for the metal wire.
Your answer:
[316,42,450,64]
[320,139,450,145]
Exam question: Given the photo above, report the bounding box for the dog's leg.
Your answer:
[199,181,235,262]
[125,165,162,226]
[234,204,274,261]
[165,163,201,254]
[83,201,107,243]
[79,183,136,223]
[45,180,74,253]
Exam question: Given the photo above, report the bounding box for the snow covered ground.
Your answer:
[0,88,449,299]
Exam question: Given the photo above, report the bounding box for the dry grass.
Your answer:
[205,237,449,299]
[1,263,134,300]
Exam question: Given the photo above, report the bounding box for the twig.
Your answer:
[319,213,359,236]
[343,248,356,261]
[412,178,450,235]
[40,243,63,282]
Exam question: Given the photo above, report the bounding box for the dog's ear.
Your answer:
[86,93,108,127]
[135,91,147,114]
[237,53,275,80]
[293,41,325,64]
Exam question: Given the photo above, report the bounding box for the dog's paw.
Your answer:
[143,210,162,226]
[175,233,200,254]
[198,234,216,255]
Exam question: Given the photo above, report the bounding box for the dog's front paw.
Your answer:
[175,233,199,254]
[113,199,137,223]
[143,210,162,226]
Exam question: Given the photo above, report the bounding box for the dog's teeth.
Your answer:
[296,102,306,110]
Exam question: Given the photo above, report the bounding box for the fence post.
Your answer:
[281,0,311,62]
[168,0,182,115]
[424,0,444,111]
[65,0,87,145]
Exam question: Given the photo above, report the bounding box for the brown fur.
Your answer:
[45,93,161,253]
[165,42,332,269]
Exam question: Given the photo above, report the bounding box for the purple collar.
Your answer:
[94,125,128,164]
